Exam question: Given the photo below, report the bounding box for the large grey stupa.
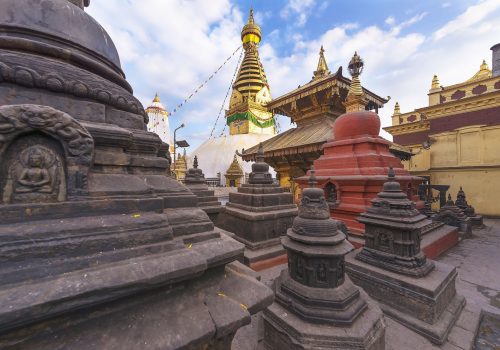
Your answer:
[0,1,273,348]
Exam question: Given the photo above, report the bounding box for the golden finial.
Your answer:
[344,51,368,112]
[153,93,160,103]
[241,7,261,46]
[312,45,331,80]
[393,102,401,116]
[466,59,492,82]
[248,8,254,24]
[431,75,440,90]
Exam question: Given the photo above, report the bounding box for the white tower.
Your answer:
[146,93,173,156]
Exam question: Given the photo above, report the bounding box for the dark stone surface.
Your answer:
[263,168,385,349]
[0,1,273,348]
[185,155,223,223]
[218,145,297,266]
[346,169,465,345]
[434,194,473,238]
[356,167,435,277]
[455,187,483,227]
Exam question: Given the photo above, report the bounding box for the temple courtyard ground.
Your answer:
[232,218,500,349]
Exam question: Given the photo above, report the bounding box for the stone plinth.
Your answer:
[434,194,473,238]
[263,168,385,350]
[0,1,273,348]
[456,187,483,227]
[346,168,464,345]
[218,145,297,270]
[184,155,223,223]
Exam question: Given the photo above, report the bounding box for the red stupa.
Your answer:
[298,52,424,247]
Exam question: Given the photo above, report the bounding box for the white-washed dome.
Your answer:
[189,133,275,181]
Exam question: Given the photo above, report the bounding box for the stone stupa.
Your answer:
[218,143,297,270]
[0,1,273,348]
[184,155,223,223]
[263,167,386,350]
[346,168,465,344]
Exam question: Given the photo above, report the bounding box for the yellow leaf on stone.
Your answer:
[132,214,141,218]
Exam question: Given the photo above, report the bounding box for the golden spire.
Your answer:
[344,51,368,113]
[230,8,269,105]
[393,102,401,116]
[466,59,492,82]
[153,92,160,103]
[312,45,331,80]
[431,75,440,90]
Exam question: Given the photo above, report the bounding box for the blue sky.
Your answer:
[88,0,500,150]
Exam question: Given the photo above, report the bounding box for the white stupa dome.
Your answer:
[189,133,274,181]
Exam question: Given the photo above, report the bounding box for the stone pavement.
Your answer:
[232,218,500,349]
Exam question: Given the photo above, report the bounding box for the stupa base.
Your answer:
[263,289,386,350]
[345,249,465,345]
[221,230,288,270]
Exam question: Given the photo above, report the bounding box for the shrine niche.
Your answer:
[2,135,66,204]
[324,182,338,205]
[0,104,94,202]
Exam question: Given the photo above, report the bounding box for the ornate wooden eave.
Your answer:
[265,66,389,124]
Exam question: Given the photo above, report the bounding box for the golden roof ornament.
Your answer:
[393,102,401,116]
[467,59,492,82]
[431,75,440,90]
[312,45,331,81]
[153,92,160,103]
[344,51,368,113]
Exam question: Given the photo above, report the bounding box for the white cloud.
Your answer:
[385,16,396,26]
[433,0,500,40]
[280,0,316,27]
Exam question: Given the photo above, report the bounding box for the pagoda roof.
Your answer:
[266,67,388,114]
[242,118,412,161]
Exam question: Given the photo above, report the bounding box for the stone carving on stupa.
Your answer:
[0,1,273,348]
[184,155,223,223]
[346,168,465,345]
[263,167,386,350]
[218,144,297,269]
[455,187,483,226]
[434,194,473,238]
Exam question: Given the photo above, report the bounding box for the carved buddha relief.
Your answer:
[2,136,66,204]
[316,262,327,283]
[375,229,394,253]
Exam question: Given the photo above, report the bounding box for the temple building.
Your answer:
[242,47,411,198]
[146,93,173,157]
[384,43,500,216]
[190,9,276,183]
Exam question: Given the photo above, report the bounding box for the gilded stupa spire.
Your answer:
[226,8,275,136]
[312,46,331,80]
[344,51,368,113]
[232,8,268,99]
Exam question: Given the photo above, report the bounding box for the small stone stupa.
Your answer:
[434,194,473,238]
[345,168,465,345]
[184,155,223,223]
[218,144,297,270]
[455,187,483,226]
[264,167,386,350]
